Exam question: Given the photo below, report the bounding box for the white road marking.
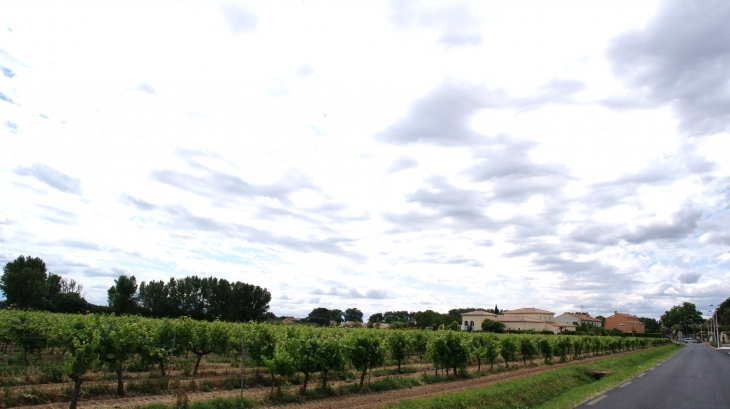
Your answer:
[619,381,632,388]
[638,372,646,377]
[587,395,608,406]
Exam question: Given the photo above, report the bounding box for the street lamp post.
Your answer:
[710,305,720,348]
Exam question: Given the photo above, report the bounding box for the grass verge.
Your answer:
[385,344,681,409]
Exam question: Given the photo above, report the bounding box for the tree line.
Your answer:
[0,255,93,314]
[1,255,272,323]
[108,274,272,322]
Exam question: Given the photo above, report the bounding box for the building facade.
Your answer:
[554,312,603,327]
[605,311,644,333]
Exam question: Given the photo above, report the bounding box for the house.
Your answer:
[554,312,603,327]
[460,308,576,334]
[460,310,498,331]
[605,311,644,333]
[281,317,302,324]
[502,307,556,322]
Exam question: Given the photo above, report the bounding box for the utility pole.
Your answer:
[240,337,245,398]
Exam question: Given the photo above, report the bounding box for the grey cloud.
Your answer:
[390,0,483,47]
[386,156,418,174]
[464,135,570,202]
[151,167,318,205]
[312,286,341,296]
[349,288,388,299]
[606,0,730,136]
[14,163,82,195]
[221,3,258,34]
[701,232,730,246]
[586,149,716,209]
[296,64,314,77]
[4,121,18,134]
[120,193,157,211]
[383,176,501,233]
[1,67,15,78]
[136,83,156,95]
[162,205,366,262]
[31,207,76,225]
[376,83,505,146]
[568,223,620,246]
[110,267,132,276]
[678,272,700,284]
[621,204,702,244]
[474,239,493,247]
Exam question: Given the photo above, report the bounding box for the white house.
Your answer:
[554,312,602,327]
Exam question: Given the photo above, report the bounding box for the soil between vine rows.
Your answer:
[10,348,647,409]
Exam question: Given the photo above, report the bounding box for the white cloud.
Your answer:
[0,0,728,318]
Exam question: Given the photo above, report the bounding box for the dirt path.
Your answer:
[11,350,641,409]
[263,350,641,409]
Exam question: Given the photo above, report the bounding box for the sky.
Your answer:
[1,0,730,321]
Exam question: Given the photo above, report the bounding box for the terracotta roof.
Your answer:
[610,311,640,320]
[503,307,555,315]
[461,310,498,317]
[493,315,544,323]
[563,312,601,322]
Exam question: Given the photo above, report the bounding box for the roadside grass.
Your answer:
[385,344,681,409]
[536,344,683,409]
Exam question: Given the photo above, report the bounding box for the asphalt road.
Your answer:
[575,344,730,409]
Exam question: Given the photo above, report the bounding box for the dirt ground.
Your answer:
[11,349,644,409]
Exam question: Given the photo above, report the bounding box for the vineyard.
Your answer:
[0,310,671,409]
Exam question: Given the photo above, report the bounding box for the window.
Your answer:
[464,321,468,326]
[619,323,624,327]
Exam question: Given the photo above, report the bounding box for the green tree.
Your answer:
[344,308,364,323]
[348,332,385,388]
[538,338,553,363]
[1,255,49,309]
[413,310,451,329]
[484,334,500,371]
[639,317,661,333]
[386,331,410,372]
[307,307,335,326]
[368,312,384,324]
[383,310,415,324]
[481,319,506,333]
[107,275,139,315]
[519,336,538,365]
[660,302,704,337]
[499,335,517,368]
[715,297,730,332]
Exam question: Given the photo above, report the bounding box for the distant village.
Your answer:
[284,307,648,334]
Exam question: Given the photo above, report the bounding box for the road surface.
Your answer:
[576,344,730,409]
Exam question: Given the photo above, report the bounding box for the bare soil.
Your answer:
[9,349,643,409]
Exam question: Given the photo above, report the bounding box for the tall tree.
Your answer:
[1,255,49,309]
[717,297,730,332]
[368,312,384,324]
[307,307,334,326]
[344,307,364,323]
[107,275,139,315]
[383,310,414,323]
[660,302,704,336]
[639,317,661,332]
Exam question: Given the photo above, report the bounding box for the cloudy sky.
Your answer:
[2,0,729,320]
